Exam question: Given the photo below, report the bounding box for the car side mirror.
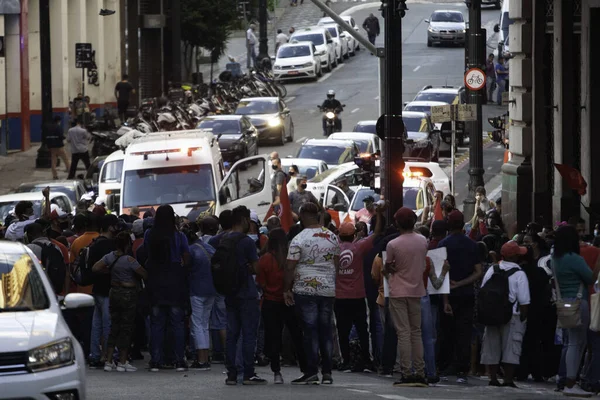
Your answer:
[494,24,500,33]
[333,203,348,212]
[403,101,408,107]
[62,293,95,310]
[424,19,430,23]
[327,39,333,43]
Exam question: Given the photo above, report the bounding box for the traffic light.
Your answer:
[397,0,408,18]
[354,152,380,193]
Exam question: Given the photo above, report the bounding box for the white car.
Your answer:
[290,26,336,72]
[296,138,360,166]
[306,162,364,202]
[0,191,74,224]
[328,131,382,154]
[0,241,95,399]
[281,158,329,179]
[273,42,323,82]
[318,16,360,53]
[320,23,349,63]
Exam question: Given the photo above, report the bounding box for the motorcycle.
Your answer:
[318,104,345,136]
[90,130,122,158]
[488,113,509,149]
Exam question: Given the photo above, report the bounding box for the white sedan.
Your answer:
[320,23,349,63]
[0,241,95,399]
[273,41,323,82]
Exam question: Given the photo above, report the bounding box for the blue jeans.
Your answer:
[150,306,185,364]
[295,294,334,376]
[496,79,506,104]
[421,294,436,377]
[90,295,110,361]
[225,297,260,378]
[190,296,215,350]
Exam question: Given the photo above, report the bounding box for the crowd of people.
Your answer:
[2,182,600,395]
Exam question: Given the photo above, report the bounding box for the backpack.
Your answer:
[211,233,247,296]
[71,237,106,286]
[477,265,520,326]
[40,243,67,294]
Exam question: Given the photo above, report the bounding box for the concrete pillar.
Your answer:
[5,14,21,150]
[0,15,6,155]
[50,0,69,113]
[20,0,31,150]
[500,0,533,237]
[28,0,41,142]
[85,0,104,106]
[68,0,86,99]
[103,0,120,108]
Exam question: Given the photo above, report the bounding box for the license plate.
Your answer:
[287,71,299,75]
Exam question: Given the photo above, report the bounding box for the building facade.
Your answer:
[502,0,600,234]
[0,0,121,152]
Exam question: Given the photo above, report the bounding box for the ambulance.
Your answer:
[110,130,273,221]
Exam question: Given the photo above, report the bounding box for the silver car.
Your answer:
[425,10,466,47]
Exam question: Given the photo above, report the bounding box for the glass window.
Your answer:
[101,160,124,184]
[17,185,76,205]
[353,123,376,133]
[219,160,265,204]
[235,100,279,115]
[0,250,50,312]
[325,186,348,208]
[198,119,241,135]
[404,105,433,114]
[277,45,312,58]
[0,201,43,224]
[403,186,421,211]
[297,145,349,165]
[309,165,341,183]
[431,12,464,22]
[351,190,381,211]
[325,27,338,37]
[122,164,216,208]
[291,33,325,46]
[413,92,457,104]
[353,140,370,153]
[403,117,429,132]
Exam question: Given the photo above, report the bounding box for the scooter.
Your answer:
[318,104,345,136]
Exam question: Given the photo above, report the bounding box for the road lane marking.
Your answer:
[346,389,372,394]
[487,166,493,170]
[496,158,502,162]
[413,65,421,72]
[286,96,296,103]
[317,63,346,82]
[351,108,360,113]
[296,136,307,143]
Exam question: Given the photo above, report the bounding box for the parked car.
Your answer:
[198,115,259,162]
[0,192,73,224]
[353,120,376,134]
[425,10,467,47]
[320,23,349,63]
[273,41,323,82]
[318,15,360,53]
[16,180,86,208]
[289,26,336,72]
[235,97,294,145]
[402,111,441,162]
[0,241,94,399]
[296,139,359,166]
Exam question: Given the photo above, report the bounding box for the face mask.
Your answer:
[289,171,295,176]
[595,230,599,237]
[300,183,307,189]
[248,234,258,241]
[272,164,278,170]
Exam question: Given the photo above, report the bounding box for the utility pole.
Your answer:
[382,0,406,215]
[463,0,485,218]
[171,0,182,85]
[36,0,53,168]
[257,0,270,64]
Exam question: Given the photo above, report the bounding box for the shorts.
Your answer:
[209,294,227,330]
[480,315,526,365]
[117,101,129,115]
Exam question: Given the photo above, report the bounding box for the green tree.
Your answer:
[181,0,239,80]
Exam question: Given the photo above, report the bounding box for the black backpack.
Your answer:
[211,233,247,296]
[40,243,67,294]
[71,237,106,286]
[477,265,520,326]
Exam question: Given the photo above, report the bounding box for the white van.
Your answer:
[115,130,273,221]
[98,150,125,208]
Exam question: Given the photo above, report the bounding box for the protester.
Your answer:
[289,176,319,216]
[355,196,376,224]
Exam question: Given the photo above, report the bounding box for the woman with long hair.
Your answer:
[144,205,191,372]
[256,228,306,384]
[553,225,600,396]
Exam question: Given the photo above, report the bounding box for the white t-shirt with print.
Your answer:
[288,227,340,297]
[481,260,531,315]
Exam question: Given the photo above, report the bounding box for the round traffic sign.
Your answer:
[464,68,486,91]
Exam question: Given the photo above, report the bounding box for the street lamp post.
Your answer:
[257,0,270,63]
[463,0,485,218]
[36,0,53,169]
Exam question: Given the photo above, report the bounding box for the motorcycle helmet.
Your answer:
[327,90,335,99]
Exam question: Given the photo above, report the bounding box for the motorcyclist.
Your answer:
[320,89,343,135]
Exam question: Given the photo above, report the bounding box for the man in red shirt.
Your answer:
[335,205,383,372]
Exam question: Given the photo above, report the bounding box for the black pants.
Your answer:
[368,33,377,45]
[262,299,306,373]
[107,287,138,350]
[334,298,371,366]
[67,152,91,179]
[118,101,129,121]
[438,296,474,374]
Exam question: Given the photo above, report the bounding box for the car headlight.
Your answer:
[325,112,335,119]
[315,50,326,56]
[428,27,438,32]
[268,118,282,127]
[273,65,282,70]
[301,62,313,68]
[461,29,466,33]
[28,338,74,372]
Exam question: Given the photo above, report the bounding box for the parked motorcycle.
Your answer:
[90,130,123,158]
[318,104,345,136]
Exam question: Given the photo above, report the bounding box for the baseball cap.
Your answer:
[501,241,528,258]
[250,210,260,226]
[339,222,356,236]
[447,210,464,224]
[132,219,144,235]
[81,193,93,202]
[95,197,106,206]
[393,207,416,224]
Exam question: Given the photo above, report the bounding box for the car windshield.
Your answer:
[198,119,241,135]
[351,190,381,211]
[282,163,322,180]
[309,165,343,182]
[325,27,338,37]
[0,248,50,312]
[235,100,279,115]
[122,164,215,208]
[431,12,464,22]
[292,33,324,45]
[404,105,433,114]
[17,184,76,204]
[403,117,429,132]
[352,140,370,153]
[101,160,123,183]
[278,45,311,58]
[0,200,43,224]
[353,123,376,133]
[414,92,457,104]
[403,186,421,210]
[297,145,349,165]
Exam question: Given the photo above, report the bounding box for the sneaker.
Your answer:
[116,362,137,372]
[189,361,211,371]
[321,373,333,385]
[427,376,440,385]
[563,386,592,398]
[351,363,365,373]
[89,360,104,369]
[337,363,352,373]
[175,362,188,372]
[363,361,376,373]
[393,376,415,387]
[274,372,284,384]
[456,373,468,384]
[291,374,320,385]
[412,375,428,388]
[103,362,115,372]
[243,374,268,385]
[226,374,237,385]
[149,362,160,372]
[489,379,502,387]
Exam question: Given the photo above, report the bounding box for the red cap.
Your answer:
[447,210,464,224]
[501,241,528,258]
[339,222,356,236]
[393,207,416,224]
